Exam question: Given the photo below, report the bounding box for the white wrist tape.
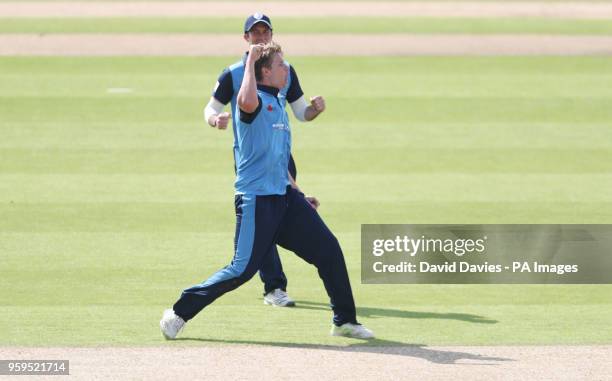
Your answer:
[204,97,225,126]
[290,96,308,122]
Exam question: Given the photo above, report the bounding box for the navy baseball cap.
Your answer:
[244,13,273,33]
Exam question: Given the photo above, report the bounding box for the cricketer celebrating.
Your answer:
[203,13,324,307]
[161,42,374,340]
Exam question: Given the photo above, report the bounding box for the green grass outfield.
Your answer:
[1,56,612,347]
[1,17,612,35]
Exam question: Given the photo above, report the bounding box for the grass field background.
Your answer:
[1,55,611,346]
[1,18,612,34]
[1,0,612,349]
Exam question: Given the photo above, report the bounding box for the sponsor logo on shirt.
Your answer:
[273,123,289,131]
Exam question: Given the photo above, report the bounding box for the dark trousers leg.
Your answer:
[258,246,288,294]
[173,194,285,321]
[276,188,357,326]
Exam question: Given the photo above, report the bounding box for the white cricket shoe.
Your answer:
[263,289,296,307]
[331,323,375,339]
[160,309,185,340]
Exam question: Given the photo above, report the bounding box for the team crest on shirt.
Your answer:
[267,104,273,111]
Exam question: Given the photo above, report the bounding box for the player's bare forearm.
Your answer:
[304,105,321,121]
[304,96,326,121]
[237,65,258,112]
[237,45,262,113]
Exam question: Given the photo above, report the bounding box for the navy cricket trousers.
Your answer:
[258,245,287,295]
[172,186,357,326]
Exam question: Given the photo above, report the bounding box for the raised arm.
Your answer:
[237,44,263,113]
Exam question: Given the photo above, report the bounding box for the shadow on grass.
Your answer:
[174,337,512,365]
[172,301,505,364]
[293,300,498,324]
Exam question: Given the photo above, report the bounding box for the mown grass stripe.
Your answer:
[1,202,612,234]
[2,148,612,174]
[0,17,611,35]
[1,174,612,203]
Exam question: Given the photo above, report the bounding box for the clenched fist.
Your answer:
[305,196,320,210]
[214,112,230,130]
[248,44,264,61]
[310,96,326,113]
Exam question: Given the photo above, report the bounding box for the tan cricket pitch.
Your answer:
[1,1,612,19]
[0,1,612,55]
[1,34,612,56]
[2,345,611,380]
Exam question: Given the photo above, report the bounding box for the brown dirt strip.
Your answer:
[1,34,612,56]
[1,2,612,19]
[2,345,610,380]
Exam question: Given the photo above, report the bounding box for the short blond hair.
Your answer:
[255,41,283,82]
